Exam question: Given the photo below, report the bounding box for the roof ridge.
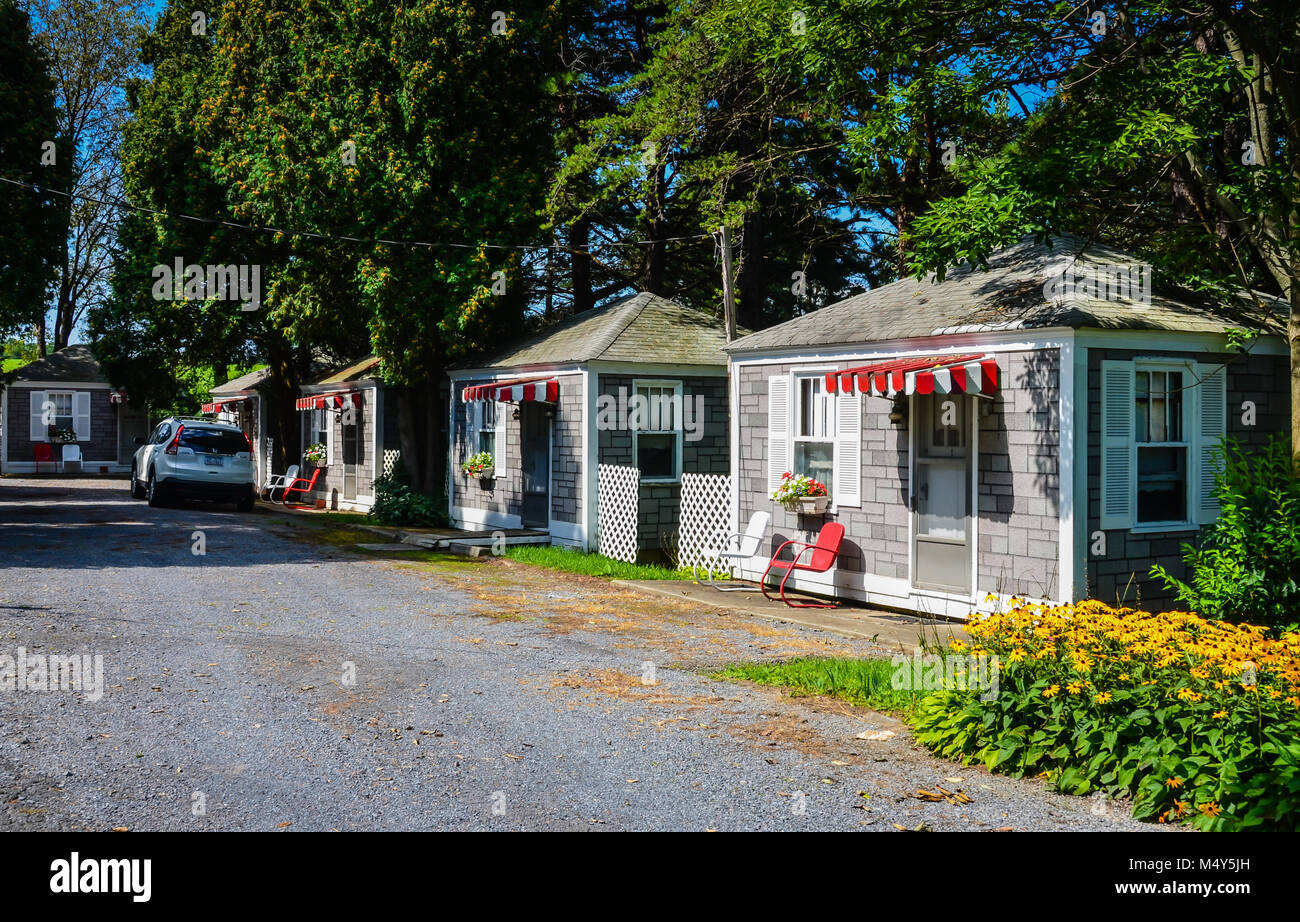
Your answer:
[589,291,653,360]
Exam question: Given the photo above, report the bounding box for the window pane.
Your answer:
[793,441,834,483]
[1135,372,1149,442]
[479,431,495,458]
[1167,372,1182,441]
[637,432,676,477]
[798,378,814,437]
[1150,373,1167,441]
[1137,446,1187,522]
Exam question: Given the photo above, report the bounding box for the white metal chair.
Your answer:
[60,444,83,473]
[694,510,771,591]
[262,464,300,502]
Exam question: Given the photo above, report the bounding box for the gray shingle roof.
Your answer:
[725,236,1284,354]
[481,292,729,368]
[211,366,272,396]
[12,344,108,384]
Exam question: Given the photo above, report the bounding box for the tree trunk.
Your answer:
[570,217,592,315]
[1291,292,1300,468]
[737,209,765,330]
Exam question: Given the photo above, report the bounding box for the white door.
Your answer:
[912,395,972,593]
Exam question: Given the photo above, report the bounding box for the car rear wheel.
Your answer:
[146,470,165,507]
[236,493,254,513]
[130,465,146,499]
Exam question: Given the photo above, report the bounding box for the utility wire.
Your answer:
[0,174,716,253]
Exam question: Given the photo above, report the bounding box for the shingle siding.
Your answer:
[737,348,1060,602]
[1084,348,1290,610]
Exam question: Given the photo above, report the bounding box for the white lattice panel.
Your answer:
[597,464,640,563]
[678,473,733,569]
[382,449,401,479]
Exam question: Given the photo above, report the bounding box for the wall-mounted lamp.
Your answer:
[888,396,908,425]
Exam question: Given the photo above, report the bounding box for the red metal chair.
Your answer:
[33,442,57,474]
[279,467,322,506]
[760,522,846,608]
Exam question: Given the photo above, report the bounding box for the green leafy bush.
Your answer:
[1152,435,1300,632]
[367,471,446,527]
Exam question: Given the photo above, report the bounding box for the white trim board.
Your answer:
[451,504,522,530]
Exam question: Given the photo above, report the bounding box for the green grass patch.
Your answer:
[717,656,921,716]
[503,544,694,581]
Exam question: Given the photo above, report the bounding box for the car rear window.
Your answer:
[180,428,248,455]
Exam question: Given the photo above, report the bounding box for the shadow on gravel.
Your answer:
[0,479,392,571]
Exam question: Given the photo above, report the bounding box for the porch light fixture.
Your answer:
[889,396,908,424]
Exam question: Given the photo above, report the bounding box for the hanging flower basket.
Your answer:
[462,451,494,478]
[773,471,830,514]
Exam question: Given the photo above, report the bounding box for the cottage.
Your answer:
[0,344,148,474]
[725,236,1290,618]
[202,366,272,490]
[294,356,401,511]
[448,292,730,553]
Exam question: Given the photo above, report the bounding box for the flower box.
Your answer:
[796,495,829,514]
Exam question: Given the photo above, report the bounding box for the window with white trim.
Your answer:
[477,400,497,458]
[793,374,834,483]
[1134,366,1188,524]
[633,380,681,481]
[310,408,329,449]
[47,391,74,433]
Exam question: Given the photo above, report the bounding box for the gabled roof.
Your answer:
[479,292,730,369]
[725,235,1285,354]
[211,366,272,396]
[302,355,382,391]
[12,344,108,384]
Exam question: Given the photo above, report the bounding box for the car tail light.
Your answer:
[164,424,184,455]
[243,432,254,457]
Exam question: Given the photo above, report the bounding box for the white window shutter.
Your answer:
[767,376,791,492]
[326,411,335,466]
[73,391,91,441]
[1195,363,1227,524]
[1099,361,1135,529]
[29,390,48,441]
[833,392,862,507]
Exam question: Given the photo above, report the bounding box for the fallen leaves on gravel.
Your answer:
[913,786,973,805]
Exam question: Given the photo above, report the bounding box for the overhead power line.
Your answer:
[0,174,716,253]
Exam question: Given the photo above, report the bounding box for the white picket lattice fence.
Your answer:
[678,473,734,570]
[382,449,401,479]
[597,464,640,563]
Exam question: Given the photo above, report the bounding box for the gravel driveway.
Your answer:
[0,477,1156,831]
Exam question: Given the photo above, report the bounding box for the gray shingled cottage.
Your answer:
[725,237,1289,618]
[294,356,402,512]
[448,292,730,553]
[1,345,149,474]
[203,366,272,491]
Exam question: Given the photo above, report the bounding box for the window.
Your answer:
[920,395,967,458]
[181,428,249,455]
[477,400,497,458]
[793,374,834,482]
[633,381,681,481]
[46,391,74,433]
[311,409,329,448]
[1134,367,1187,524]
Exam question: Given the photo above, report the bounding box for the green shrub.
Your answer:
[367,470,446,527]
[1152,435,1300,632]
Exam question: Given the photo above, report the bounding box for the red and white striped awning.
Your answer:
[296,390,364,411]
[462,377,558,403]
[201,395,251,414]
[825,354,999,397]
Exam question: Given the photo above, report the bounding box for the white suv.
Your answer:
[130,417,256,511]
